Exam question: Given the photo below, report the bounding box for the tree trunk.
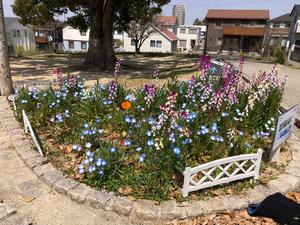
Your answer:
[0,0,14,96]
[135,40,140,54]
[84,0,116,71]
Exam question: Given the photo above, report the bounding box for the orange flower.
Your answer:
[121,101,131,110]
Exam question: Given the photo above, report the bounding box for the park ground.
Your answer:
[1,54,300,225]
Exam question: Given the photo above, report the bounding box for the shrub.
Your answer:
[272,46,285,64]
[14,56,286,201]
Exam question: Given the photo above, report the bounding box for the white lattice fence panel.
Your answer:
[182,149,263,197]
[22,110,44,156]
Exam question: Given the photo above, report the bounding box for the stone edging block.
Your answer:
[4,98,300,222]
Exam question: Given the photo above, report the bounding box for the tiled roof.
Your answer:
[205,9,270,20]
[290,5,300,15]
[159,28,178,41]
[155,16,177,25]
[269,13,290,23]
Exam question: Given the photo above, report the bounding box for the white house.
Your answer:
[63,26,89,52]
[176,25,206,52]
[114,28,178,53]
[5,17,36,51]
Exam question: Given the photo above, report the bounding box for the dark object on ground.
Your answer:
[247,192,300,225]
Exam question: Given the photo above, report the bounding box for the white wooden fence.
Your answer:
[22,110,44,157]
[182,149,263,197]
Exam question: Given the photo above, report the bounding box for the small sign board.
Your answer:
[270,105,298,159]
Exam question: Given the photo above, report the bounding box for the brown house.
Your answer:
[204,9,270,54]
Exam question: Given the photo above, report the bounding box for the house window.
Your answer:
[131,39,136,46]
[150,40,156,47]
[279,23,286,28]
[156,40,162,48]
[215,21,222,28]
[69,41,74,49]
[80,31,86,36]
[180,28,186,34]
[81,41,87,49]
[188,28,198,34]
[12,30,20,38]
[281,39,287,47]
[249,21,257,26]
[273,23,280,28]
[179,40,187,48]
[234,21,241,26]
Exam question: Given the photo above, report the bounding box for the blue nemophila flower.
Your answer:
[101,160,106,166]
[96,158,102,166]
[107,115,112,119]
[239,131,244,136]
[147,117,154,125]
[210,135,216,141]
[125,116,131,123]
[21,99,28,104]
[124,139,132,146]
[98,170,104,176]
[173,147,181,155]
[146,131,152,137]
[229,143,234,148]
[83,123,89,128]
[125,94,136,102]
[136,147,142,152]
[147,139,154,146]
[83,159,89,165]
[86,150,92,156]
[85,142,92,148]
[95,118,101,123]
[110,147,116,153]
[98,129,104,134]
[72,145,78,150]
[221,112,229,117]
[79,167,85,174]
[139,153,145,162]
[131,118,136,123]
[50,118,55,123]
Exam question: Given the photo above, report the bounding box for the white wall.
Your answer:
[63,26,90,42]
[6,19,36,51]
[176,25,206,52]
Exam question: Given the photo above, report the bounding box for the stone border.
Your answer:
[2,97,300,223]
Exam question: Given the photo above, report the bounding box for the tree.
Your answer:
[12,0,170,71]
[193,18,202,25]
[0,0,14,96]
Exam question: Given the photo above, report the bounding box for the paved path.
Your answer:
[0,97,133,225]
[229,60,300,119]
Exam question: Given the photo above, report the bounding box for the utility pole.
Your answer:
[0,0,14,96]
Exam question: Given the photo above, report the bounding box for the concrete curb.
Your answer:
[2,96,300,223]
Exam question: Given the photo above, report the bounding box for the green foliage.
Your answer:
[193,18,202,25]
[272,46,285,64]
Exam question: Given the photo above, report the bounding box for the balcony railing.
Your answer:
[223,26,265,36]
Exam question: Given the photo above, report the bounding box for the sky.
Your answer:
[3,0,299,24]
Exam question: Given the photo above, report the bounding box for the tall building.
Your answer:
[172,5,185,25]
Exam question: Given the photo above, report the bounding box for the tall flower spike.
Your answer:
[114,59,122,79]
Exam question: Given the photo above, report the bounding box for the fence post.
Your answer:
[22,110,28,133]
[254,148,263,179]
[182,167,192,197]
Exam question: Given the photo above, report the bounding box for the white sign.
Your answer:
[271,105,298,159]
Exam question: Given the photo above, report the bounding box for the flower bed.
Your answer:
[15,56,287,201]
